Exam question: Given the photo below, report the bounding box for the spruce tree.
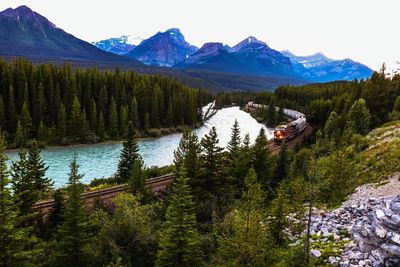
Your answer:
[98,111,106,139]
[269,189,290,246]
[347,98,371,135]
[0,134,29,266]
[15,120,26,147]
[37,120,47,141]
[273,140,290,187]
[108,97,119,138]
[173,129,201,184]
[119,105,129,137]
[57,103,66,136]
[7,85,17,133]
[128,158,151,200]
[252,128,274,193]
[144,112,150,132]
[130,96,139,129]
[116,122,140,182]
[156,166,202,267]
[10,149,35,227]
[324,111,340,143]
[199,126,225,195]
[27,141,53,199]
[217,167,269,266]
[266,98,276,127]
[227,119,241,153]
[54,154,91,267]
[0,96,5,129]
[20,102,33,138]
[70,96,82,139]
[89,99,98,132]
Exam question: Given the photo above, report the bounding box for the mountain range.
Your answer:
[0,5,374,91]
[95,30,372,82]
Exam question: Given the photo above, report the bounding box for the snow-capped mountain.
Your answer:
[177,37,294,77]
[93,35,143,55]
[126,28,198,67]
[282,51,373,82]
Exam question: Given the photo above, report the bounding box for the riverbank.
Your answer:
[4,125,190,152]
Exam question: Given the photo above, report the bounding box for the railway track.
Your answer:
[33,173,175,213]
[33,124,313,214]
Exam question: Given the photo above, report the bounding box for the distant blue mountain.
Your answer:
[126,28,198,67]
[176,37,295,77]
[93,35,141,55]
[282,51,373,82]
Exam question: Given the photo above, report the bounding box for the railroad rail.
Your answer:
[33,124,313,215]
[33,173,175,214]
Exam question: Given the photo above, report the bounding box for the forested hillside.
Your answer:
[0,64,399,266]
[0,59,212,147]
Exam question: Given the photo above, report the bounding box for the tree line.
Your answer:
[0,59,212,147]
[0,64,399,266]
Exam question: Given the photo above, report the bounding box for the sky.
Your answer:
[1,0,399,71]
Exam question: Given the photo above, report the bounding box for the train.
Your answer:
[247,102,307,143]
[274,108,306,143]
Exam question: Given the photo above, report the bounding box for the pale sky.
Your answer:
[1,0,399,71]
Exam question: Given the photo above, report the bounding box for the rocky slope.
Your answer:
[126,28,198,67]
[309,173,400,266]
[282,51,373,82]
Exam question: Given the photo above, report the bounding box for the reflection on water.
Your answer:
[6,106,272,187]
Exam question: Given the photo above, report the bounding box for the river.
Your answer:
[5,105,272,187]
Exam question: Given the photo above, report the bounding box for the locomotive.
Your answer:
[274,108,306,143]
[247,102,307,143]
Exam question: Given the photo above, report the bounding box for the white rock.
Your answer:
[375,209,385,219]
[310,249,321,258]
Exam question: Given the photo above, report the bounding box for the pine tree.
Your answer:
[324,111,340,143]
[128,158,151,200]
[269,189,289,246]
[47,189,64,234]
[0,134,29,266]
[266,98,276,127]
[54,154,91,267]
[10,149,36,227]
[227,119,241,153]
[15,120,26,147]
[20,102,33,138]
[166,100,174,127]
[116,122,140,182]
[27,141,53,199]
[108,97,119,138]
[273,140,290,187]
[252,128,273,193]
[151,91,160,128]
[156,167,202,267]
[7,85,17,133]
[70,96,82,139]
[199,126,225,195]
[38,120,47,141]
[173,129,201,184]
[57,103,67,136]
[98,111,106,139]
[144,112,150,132]
[217,167,269,266]
[347,98,371,135]
[119,105,129,137]
[89,99,98,133]
[130,96,139,129]
[0,96,5,129]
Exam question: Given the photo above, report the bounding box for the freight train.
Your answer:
[273,108,306,143]
[247,102,307,143]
